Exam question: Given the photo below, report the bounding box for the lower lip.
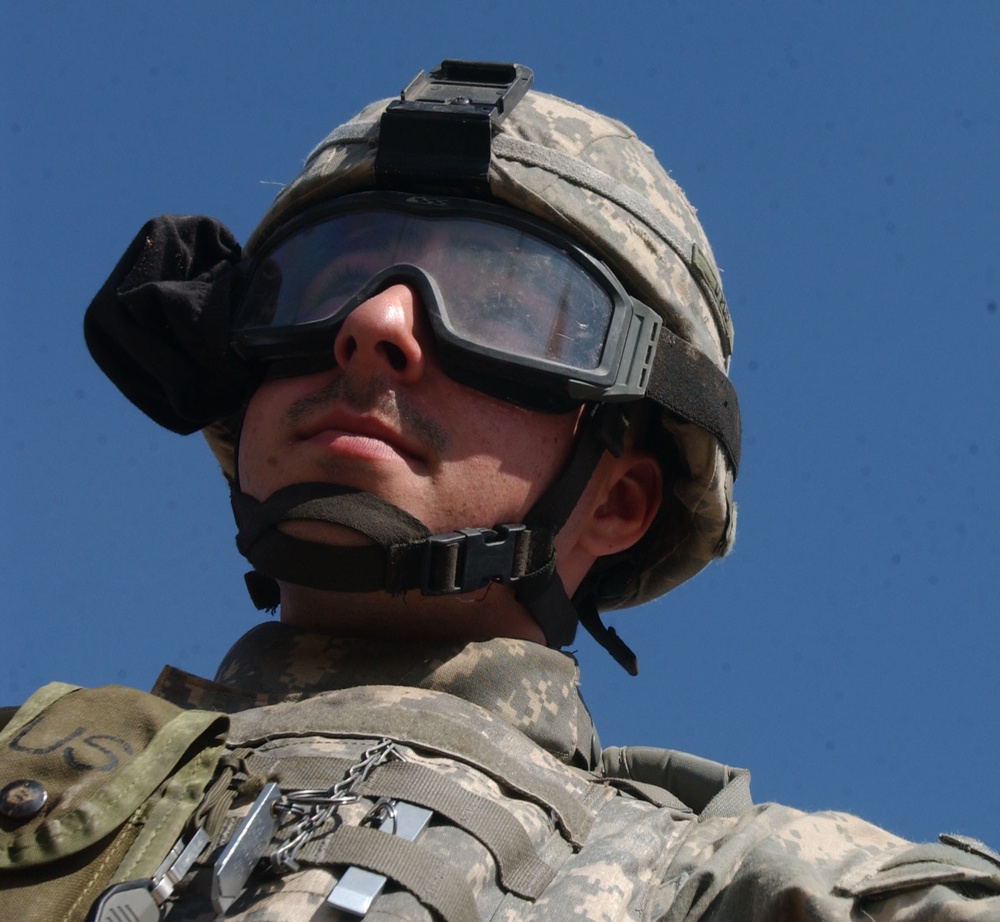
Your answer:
[307,429,416,464]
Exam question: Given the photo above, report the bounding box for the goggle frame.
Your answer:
[233,192,661,413]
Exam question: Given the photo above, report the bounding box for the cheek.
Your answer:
[477,405,572,469]
[237,384,289,497]
[235,407,264,497]
[442,405,580,520]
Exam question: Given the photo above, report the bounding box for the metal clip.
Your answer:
[87,827,209,922]
[326,800,433,915]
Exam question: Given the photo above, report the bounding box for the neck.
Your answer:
[277,581,548,645]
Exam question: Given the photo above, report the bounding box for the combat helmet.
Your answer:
[204,61,740,673]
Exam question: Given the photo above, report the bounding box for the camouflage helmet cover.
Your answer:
[210,86,738,610]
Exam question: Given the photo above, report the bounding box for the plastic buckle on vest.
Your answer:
[421,524,525,595]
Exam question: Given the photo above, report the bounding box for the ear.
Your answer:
[577,450,662,558]
[555,448,662,596]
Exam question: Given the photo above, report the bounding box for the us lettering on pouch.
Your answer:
[8,713,133,771]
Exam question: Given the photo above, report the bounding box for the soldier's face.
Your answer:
[238,283,583,545]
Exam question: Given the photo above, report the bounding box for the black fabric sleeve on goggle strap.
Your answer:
[83,215,261,434]
[646,329,741,476]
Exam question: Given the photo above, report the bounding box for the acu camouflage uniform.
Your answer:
[3,624,998,920]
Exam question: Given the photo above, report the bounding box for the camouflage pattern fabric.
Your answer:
[139,623,998,920]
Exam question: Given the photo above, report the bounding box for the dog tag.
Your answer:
[212,781,281,914]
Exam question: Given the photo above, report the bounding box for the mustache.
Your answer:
[285,373,451,455]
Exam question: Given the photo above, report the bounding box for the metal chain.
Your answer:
[269,738,403,873]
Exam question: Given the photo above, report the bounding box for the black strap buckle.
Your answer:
[421,524,526,595]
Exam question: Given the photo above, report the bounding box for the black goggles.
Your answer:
[233,192,661,412]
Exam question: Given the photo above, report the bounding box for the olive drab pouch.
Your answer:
[0,682,228,922]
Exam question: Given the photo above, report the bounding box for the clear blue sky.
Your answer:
[3,2,998,847]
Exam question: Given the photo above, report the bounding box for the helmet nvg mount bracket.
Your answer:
[374,59,534,197]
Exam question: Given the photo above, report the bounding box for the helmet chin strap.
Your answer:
[231,403,640,672]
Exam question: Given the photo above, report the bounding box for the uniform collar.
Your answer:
[153,622,601,768]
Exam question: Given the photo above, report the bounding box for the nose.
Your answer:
[332,283,428,384]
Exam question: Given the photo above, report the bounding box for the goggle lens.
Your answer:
[238,208,612,370]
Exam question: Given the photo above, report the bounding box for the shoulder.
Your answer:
[656,802,1000,920]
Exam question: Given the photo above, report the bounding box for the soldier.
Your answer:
[2,60,997,920]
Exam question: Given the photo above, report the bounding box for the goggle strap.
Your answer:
[647,329,741,475]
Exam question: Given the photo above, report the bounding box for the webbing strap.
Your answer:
[241,531,393,593]
[603,776,693,813]
[577,596,638,676]
[522,405,618,529]
[232,482,561,609]
[699,769,753,820]
[364,762,556,898]
[515,403,630,649]
[254,754,555,898]
[295,825,478,922]
[646,327,741,474]
[228,695,596,846]
[234,482,430,549]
